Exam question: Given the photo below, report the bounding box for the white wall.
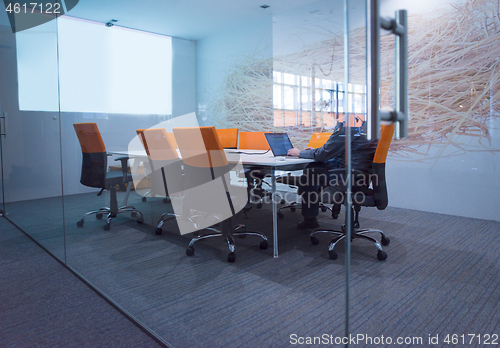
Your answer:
[172,38,197,118]
[195,16,273,125]
[386,129,500,220]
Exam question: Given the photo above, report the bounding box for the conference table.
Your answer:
[227,150,314,257]
[110,148,314,258]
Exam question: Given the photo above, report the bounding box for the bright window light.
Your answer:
[16,16,172,115]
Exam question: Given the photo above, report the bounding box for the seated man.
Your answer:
[287,125,378,229]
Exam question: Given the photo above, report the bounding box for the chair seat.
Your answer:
[320,186,375,207]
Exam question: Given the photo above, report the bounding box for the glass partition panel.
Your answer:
[2,1,499,346]
[0,9,64,260]
[60,1,347,346]
[356,0,500,345]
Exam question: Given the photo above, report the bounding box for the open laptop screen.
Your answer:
[264,133,293,156]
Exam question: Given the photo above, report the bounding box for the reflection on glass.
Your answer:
[3,14,64,260]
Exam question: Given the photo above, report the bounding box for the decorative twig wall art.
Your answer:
[207,0,500,159]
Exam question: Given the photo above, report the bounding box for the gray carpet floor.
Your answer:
[2,191,500,348]
[0,217,163,348]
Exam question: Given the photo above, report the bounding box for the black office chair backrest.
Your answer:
[371,124,394,210]
[74,123,107,189]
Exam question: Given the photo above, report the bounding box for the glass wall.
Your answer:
[0,10,65,260]
[2,0,499,347]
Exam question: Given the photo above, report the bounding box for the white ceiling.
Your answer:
[68,0,323,40]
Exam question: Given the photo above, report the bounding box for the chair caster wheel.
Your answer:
[163,197,170,204]
[131,212,137,218]
[280,199,285,205]
[332,212,339,219]
[76,220,84,227]
[329,249,338,260]
[320,206,327,212]
[256,202,263,209]
[381,236,390,246]
[227,252,236,262]
[136,216,144,224]
[142,197,147,202]
[290,207,296,212]
[354,221,360,228]
[155,228,162,235]
[277,212,284,219]
[260,240,268,250]
[186,246,195,256]
[103,223,111,231]
[377,250,387,261]
[310,236,319,245]
[96,213,103,220]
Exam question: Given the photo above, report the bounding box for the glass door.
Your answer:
[0,100,4,216]
[0,10,65,260]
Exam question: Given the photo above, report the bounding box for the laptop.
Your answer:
[264,133,295,157]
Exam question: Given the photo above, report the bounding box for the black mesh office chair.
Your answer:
[74,123,144,230]
[310,124,394,261]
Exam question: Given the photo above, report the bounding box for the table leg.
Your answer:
[123,158,140,206]
[272,166,278,258]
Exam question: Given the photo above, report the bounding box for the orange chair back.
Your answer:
[307,133,331,148]
[73,123,108,188]
[173,126,228,168]
[373,124,395,164]
[74,123,106,153]
[139,128,179,161]
[238,132,269,150]
[137,129,177,156]
[216,128,239,149]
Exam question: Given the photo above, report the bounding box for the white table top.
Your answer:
[110,149,314,169]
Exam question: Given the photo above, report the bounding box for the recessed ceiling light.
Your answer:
[260,5,270,9]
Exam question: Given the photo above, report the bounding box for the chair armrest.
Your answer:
[114,156,130,182]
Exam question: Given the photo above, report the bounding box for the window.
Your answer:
[273,71,367,128]
[16,16,172,115]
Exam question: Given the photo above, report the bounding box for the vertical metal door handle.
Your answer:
[366,0,408,140]
[366,0,380,140]
[395,10,408,139]
[0,113,6,138]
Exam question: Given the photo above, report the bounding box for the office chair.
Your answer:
[216,128,239,149]
[136,129,177,203]
[277,132,333,218]
[173,126,268,262]
[238,131,282,208]
[310,124,394,261]
[307,132,332,148]
[138,128,184,235]
[73,123,144,230]
[238,131,269,150]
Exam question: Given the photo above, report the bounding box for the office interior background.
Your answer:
[1,0,499,346]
